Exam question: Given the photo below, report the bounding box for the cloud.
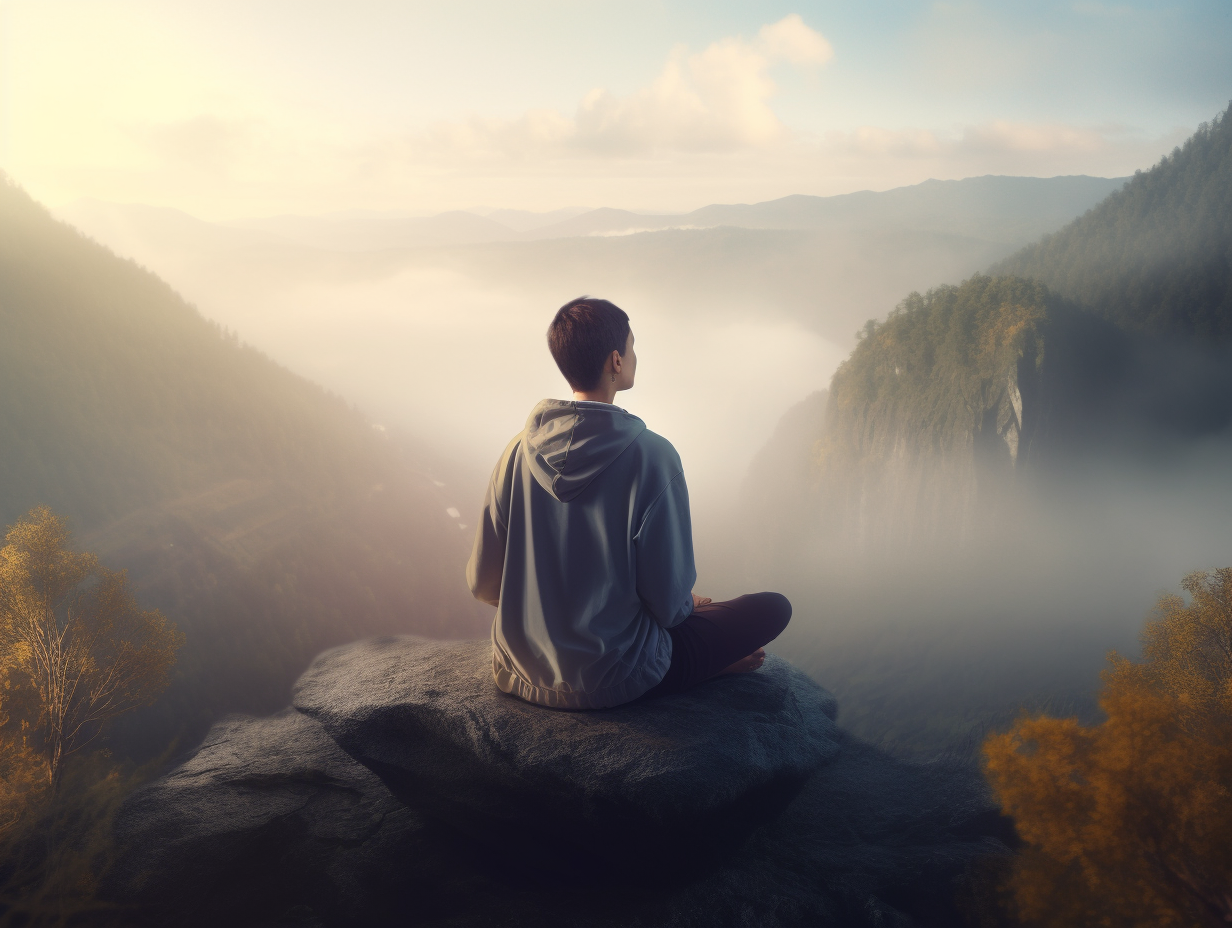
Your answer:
[135,116,259,174]
[962,120,1109,153]
[825,120,1128,161]
[427,109,576,161]
[758,14,834,66]
[95,16,1182,217]
[403,15,834,160]
[832,126,947,158]
[321,110,1179,220]
[572,15,833,155]
[572,39,778,154]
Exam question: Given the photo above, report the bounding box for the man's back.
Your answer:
[467,398,696,709]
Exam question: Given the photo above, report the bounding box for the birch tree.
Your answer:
[0,508,182,786]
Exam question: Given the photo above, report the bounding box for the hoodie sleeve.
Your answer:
[466,445,514,607]
[634,470,698,629]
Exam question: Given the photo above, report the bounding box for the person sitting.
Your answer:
[466,296,791,709]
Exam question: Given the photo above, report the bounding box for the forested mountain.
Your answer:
[728,108,1232,754]
[800,273,1205,546]
[0,178,489,758]
[994,109,1232,341]
[743,104,1232,554]
[813,276,1061,547]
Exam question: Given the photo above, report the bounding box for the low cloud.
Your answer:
[825,119,1136,162]
[405,15,834,160]
[360,16,1142,179]
[136,115,260,174]
[962,120,1109,153]
[104,15,1183,216]
[832,126,947,158]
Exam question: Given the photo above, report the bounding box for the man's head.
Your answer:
[547,297,633,393]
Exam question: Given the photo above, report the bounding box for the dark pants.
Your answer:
[641,592,792,698]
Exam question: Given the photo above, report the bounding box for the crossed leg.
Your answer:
[641,592,792,699]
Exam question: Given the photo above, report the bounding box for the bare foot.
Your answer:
[720,648,765,675]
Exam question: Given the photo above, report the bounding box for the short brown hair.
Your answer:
[546,297,630,391]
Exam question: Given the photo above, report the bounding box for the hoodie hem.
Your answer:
[491,641,670,710]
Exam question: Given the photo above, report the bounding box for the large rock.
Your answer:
[291,636,841,876]
[108,709,456,926]
[110,638,1012,927]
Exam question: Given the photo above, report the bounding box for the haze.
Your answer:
[6,1,1232,755]
[6,2,1227,216]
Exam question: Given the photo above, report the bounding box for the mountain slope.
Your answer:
[994,108,1232,340]
[0,177,489,757]
[744,105,1232,555]
[731,112,1232,755]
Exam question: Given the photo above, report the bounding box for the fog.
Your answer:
[56,178,1121,506]
[219,267,843,507]
[719,432,1232,757]
[54,185,1232,759]
[52,224,844,512]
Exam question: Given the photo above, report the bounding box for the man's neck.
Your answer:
[572,383,618,405]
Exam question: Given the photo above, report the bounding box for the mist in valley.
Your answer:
[733,440,1232,756]
[50,168,1232,761]
[7,5,1232,922]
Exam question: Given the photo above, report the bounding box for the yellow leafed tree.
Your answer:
[0,683,46,838]
[984,568,1232,927]
[0,507,183,787]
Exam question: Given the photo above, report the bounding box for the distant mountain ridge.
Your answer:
[62,174,1127,252]
[56,173,1134,381]
[521,175,1128,243]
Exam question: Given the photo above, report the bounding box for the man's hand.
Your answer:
[692,592,712,609]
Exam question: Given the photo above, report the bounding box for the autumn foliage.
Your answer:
[0,508,182,923]
[983,569,1232,927]
[0,507,182,787]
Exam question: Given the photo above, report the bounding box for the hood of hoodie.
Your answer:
[523,399,646,502]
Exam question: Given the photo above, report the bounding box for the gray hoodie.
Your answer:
[466,399,696,709]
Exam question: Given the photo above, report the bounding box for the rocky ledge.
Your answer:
[109,636,1011,928]
[291,636,840,875]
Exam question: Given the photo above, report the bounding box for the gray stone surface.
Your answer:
[110,638,1012,927]
[109,708,450,926]
[291,636,841,872]
[644,734,1015,927]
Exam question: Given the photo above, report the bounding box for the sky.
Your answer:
[3,0,1230,218]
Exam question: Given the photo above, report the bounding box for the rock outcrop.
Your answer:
[109,637,1010,927]
[107,709,445,926]
[291,637,839,875]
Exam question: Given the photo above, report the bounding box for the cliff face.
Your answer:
[792,280,1232,550]
[811,276,1055,548]
[109,636,1010,928]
